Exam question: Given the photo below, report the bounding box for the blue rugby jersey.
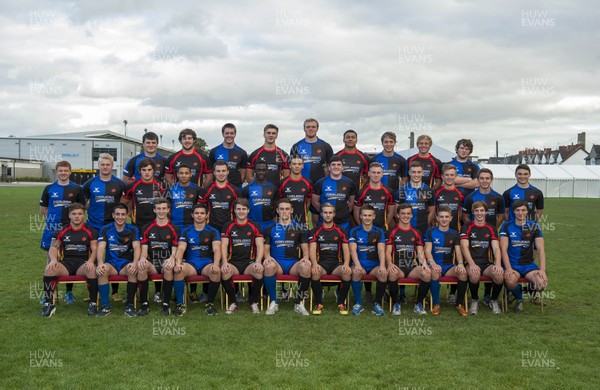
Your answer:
[499,220,542,267]
[39,180,86,227]
[372,151,407,194]
[168,182,200,229]
[179,224,221,262]
[208,143,248,188]
[290,137,333,184]
[242,181,279,224]
[503,184,544,222]
[82,175,126,229]
[423,226,459,267]
[123,152,167,181]
[313,175,356,225]
[395,182,435,236]
[98,222,139,262]
[348,225,386,263]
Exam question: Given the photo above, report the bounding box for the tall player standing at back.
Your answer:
[407,134,443,190]
[290,118,333,227]
[503,164,544,223]
[447,139,479,197]
[247,124,290,188]
[372,131,407,195]
[165,128,212,187]
[209,123,248,189]
[334,130,370,191]
[123,131,167,184]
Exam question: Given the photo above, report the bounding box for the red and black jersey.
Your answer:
[279,176,312,225]
[460,222,497,266]
[198,182,241,231]
[247,146,290,187]
[354,184,394,229]
[387,226,423,269]
[407,154,443,188]
[123,179,165,228]
[308,224,348,264]
[334,149,370,188]
[141,221,180,262]
[221,220,263,262]
[435,187,464,231]
[54,223,98,262]
[165,150,212,186]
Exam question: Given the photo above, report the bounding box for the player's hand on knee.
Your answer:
[210,264,220,274]
[85,260,95,272]
[342,265,351,275]
[127,263,137,275]
[138,258,149,271]
[96,264,107,276]
[173,264,183,274]
[253,262,263,272]
[455,264,466,276]
[378,267,388,278]
[492,266,502,276]
[46,261,58,271]
[353,266,365,277]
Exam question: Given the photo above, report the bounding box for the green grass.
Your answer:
[1,186,599,389]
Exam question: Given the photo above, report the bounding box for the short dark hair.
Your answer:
[455,139,473,153]
[264,124,279,133]
[329,155,343,165]
[222,123,236,134]
[113,203,129,213]
[360,204,376,214]
[234,198,250,209]
[472,200,489,212]
[213,160,229,170]
[303,118,319,129]
[192,203,209,213]
[478,168,494,180]
[178,128,197,142]
[153,198,170,207]
[409,160,423,169]
[176,163,191,173]
[437,205,452,215]
[381,131,397,143]
[142,132,159,143]
[515,164,531,174]
[138,158,156,172]
[68,203,84,213]
[343,129,357,138]
[511,199,529,211]
[397,203,413,213]
[276,198,292,208]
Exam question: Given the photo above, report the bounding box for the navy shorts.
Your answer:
[106,258,132,273]
[441,264,454,276]
[512,263,539,277]
[187,259,212,274]
[357,260,379,273]
[276,259,297,275]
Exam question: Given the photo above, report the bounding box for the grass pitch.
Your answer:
[0,186,598,389]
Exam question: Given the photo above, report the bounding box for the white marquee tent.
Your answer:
[480,164,600,198]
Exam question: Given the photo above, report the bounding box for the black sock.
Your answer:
[375,281,386,305]
[338,280,350,305]
[126,281,137,304]
[251,278,263,304]
[450,284,458,295]
[484,282,492,297]
[87,278,98,303]
[364,281,373,294]
[295,277,310,304]
[311,279,323,305]
[162,279,173,304]
[389,281,399,304]
[457,280,468,306]
[399,285,406,297]
[491,282,503,300]
[221,278,236,304]
[140,280,149,305]
[43,276,57,302]
[203,283,209,295]
[207,281,219,303]
[417,281,431,304]
[111,283,119,295]
[469,282,480,301]
[189,284,198,295]
[154,281,162,295]
[66,283,73,293]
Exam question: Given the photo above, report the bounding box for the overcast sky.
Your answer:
[1,0,599,158]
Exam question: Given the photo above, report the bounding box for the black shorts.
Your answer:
[472,263,491,275]
[62,259,86,275]
[230,260,252,274]
[151,258,165,273]
[400,266,416,277]
[319,261,341,275]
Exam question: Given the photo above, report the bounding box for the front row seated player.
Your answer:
[460,200,503,315]
[220,198,265,314]
[167,203,222,316]
[500,200,548,313]
[386,203,431,316]
[263,198,312,315]
[424,206,468,317]
[309,202,352,315]
[136,198,180,316]
[95,203,140,317]
[349,205,388,316]
[41,203,99,317]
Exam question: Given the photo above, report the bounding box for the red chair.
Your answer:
[388,278,422,311]
[108,275,136,307]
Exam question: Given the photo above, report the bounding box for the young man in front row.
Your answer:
[386,203,431,316]
[349,205,387,316]
[136,198,180,316]
[166,203,222,316]
[424,206,468,317]
[460,201,503,315]
[95,203,140,317]
[263,199,312,315]
[500,200,548,313]
[309,203,352,315]
[220,198,264,314]
[41,203,99,317]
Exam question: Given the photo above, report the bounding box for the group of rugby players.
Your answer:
[39,119,548,318]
